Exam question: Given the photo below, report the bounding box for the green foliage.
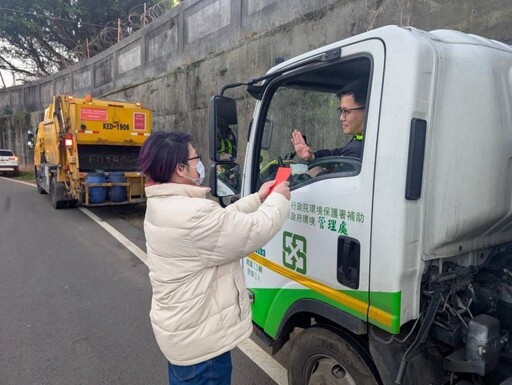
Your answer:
[13,171,35,181]
[12,111,31,129]
[0,0,174,80]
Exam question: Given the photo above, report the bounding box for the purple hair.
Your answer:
[138,131,192,183]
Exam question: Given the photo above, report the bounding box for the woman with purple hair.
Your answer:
[138,131,290,385]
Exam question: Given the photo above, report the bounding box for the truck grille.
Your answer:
[77,145,141,172]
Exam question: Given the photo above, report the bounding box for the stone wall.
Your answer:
[1,0,511,169]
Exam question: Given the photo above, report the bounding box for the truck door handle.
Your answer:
[337,236,360,289]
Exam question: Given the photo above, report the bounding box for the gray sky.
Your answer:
[0,69,16,88]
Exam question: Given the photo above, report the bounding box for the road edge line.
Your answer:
[238,339,288,385]
[79,207,148,266]
[0,177,36,187]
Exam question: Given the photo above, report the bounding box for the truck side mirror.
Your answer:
[210,163,241,198]
[27,130,34,148]
[208,95,238,162]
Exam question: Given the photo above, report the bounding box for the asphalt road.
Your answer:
[0,177,285,385]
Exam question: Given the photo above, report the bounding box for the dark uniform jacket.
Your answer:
[313,136,362,159]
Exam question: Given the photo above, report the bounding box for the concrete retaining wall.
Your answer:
[1,0,511,170]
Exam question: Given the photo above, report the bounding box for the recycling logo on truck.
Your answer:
[283,231,307,275]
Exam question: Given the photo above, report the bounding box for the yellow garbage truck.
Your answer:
[33,95,151,209]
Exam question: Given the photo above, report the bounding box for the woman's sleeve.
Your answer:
[225,193,261,214]
[192,193,290,267]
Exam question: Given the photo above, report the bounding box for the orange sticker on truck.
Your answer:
[80,107,108,121]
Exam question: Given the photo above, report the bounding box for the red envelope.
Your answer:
[269,167,292,193]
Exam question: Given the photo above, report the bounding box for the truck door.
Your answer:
[245,39,385,337]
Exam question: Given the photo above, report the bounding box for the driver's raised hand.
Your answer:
[291,130,315,161]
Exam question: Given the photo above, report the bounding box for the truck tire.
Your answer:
[288,326,381,385]
[50,178,67,209]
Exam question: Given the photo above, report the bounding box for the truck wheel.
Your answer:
[288,326,380,385]
[50,178,66,209]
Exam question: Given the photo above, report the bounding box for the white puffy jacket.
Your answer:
[144,183,290,365]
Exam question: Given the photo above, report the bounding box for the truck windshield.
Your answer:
[256,57,371,190]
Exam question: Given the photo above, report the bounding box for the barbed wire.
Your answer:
[72,0,180,62]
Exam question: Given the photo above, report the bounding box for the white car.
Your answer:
[0,149,20,176]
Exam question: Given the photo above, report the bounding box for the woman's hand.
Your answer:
[291,130,314,161]
[271,181,291,200]
[257,181,275,202]
[257,181,291,201]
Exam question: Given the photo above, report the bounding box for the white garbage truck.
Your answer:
[208,25,512,385]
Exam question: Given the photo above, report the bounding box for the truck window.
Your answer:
[257,59,370,190]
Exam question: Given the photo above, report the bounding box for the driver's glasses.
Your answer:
[188,154,202,162]
[337,106,365,117]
